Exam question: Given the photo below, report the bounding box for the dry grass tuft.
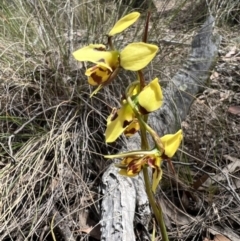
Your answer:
[0,0,120,239]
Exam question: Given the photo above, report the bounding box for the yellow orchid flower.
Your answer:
[108,12,140,36]
[72,43,158,88]
[105,78,163,143]
[115,152,163,193]
[105,129,183,193]
[151,129,183,192]
[118,155,146,177]
[108,150,163,193]
[72,44,119,86]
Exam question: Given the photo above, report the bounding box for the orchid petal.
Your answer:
[73,45,119,71]
[152,166,163,193]
[108,12,140,36]
[124,118,140,137]
[118,156,143,176]
[86,65,112,86]
[119,169,138,177]
[105,104,135,143]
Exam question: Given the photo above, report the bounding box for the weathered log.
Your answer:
[100,15,221,241]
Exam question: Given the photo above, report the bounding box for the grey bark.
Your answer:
[100,15,221,241]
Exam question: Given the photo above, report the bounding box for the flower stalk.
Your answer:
[143,167,169,241]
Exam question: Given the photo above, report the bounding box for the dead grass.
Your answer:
[0,0,117,240]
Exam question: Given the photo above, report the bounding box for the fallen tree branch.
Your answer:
[100,15,221,241]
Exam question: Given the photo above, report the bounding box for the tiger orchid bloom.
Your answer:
[72,12,157,91]
[105,78,163,143]
[105,129,183,193]
[72,43,158,88]
[72,44,119,86]
[151,129,183,192]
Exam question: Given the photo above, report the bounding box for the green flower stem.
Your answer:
[143,122,165,152]
[140,121,149,150]
[143,166,169,241]
[126,95,169,241]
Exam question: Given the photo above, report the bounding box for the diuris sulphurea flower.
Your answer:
[72,43,158,88]
[105,78,163,143]
[105,129,183,193]
[72,11,158,94]
[73,10,182,240]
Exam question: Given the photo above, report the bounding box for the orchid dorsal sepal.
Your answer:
[104,149,157,159]
[72,44,115,69]
[108,12,140,36]
[137,78,163,113]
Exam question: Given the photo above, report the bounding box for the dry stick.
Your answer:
[100,15,221,241]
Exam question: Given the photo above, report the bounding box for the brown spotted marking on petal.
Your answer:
[90,72,104,85]
[110,108,118,122]
[138,104,150,115]
[90,68,111,85]
[128,160,141,174]
[161,152,168,159]
[130,166,140,174]
[99,67,111,75]
[98,58,106,63]
[124,127,137,136]
[123,120,132,128]
[94,47,106,51]
[145,156,159,169]
[145,156,155,165]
